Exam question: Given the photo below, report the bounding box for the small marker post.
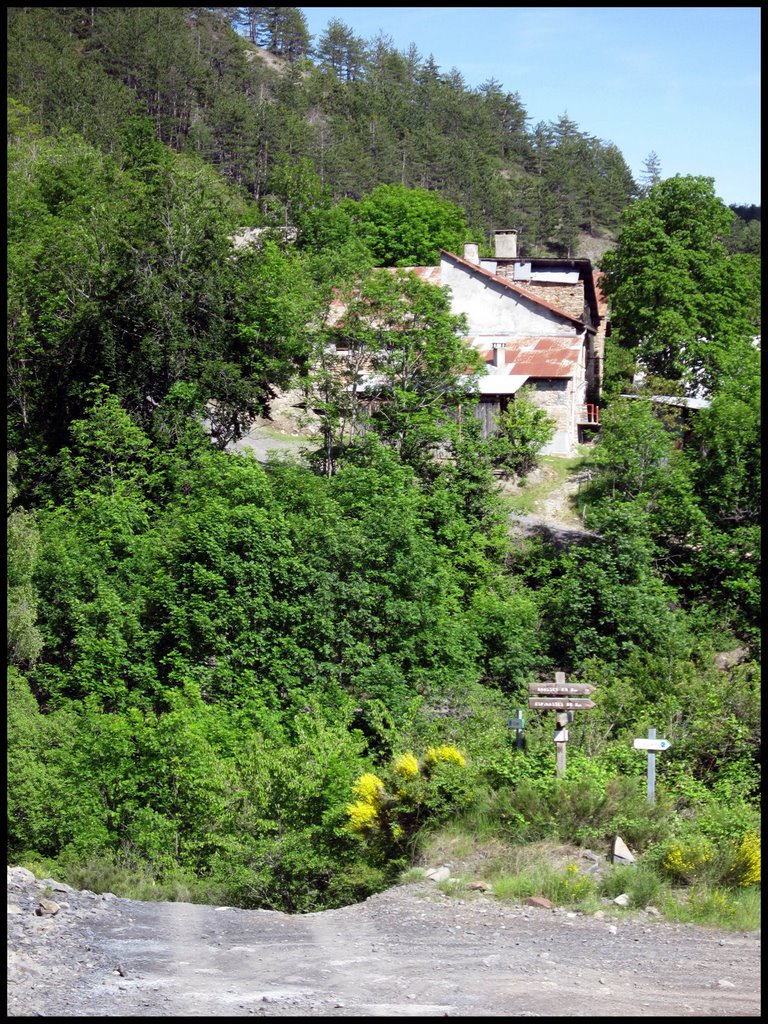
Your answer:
[632,728,672,805]
[647,728,657,805]
[507,709,525,749]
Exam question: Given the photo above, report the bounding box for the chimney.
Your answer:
[494,229,518,259]
[491,341,507,368]
[463,242,480,265]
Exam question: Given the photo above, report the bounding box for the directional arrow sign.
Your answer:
[633,738,671,751]
[529,683,596,696]
[528,698,596,710]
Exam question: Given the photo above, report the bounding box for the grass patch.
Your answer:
[23,851,207,904]
[600,863,665,909]
[662,885,761,931]
[489,858,599,912]
[502,450,592,519]
[411,829,761,929]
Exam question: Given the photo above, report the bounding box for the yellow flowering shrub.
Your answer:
[352,773,385,806]
[561,862,593,901]
[346,799,379,834]
[662,839,713,882]
[393,753,419,778]
[346,745,468,849]
[424,745,466,769]
[730,832,761,887]
[347,773,387,836]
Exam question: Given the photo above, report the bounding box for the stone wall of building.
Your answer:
[531,378,578,455]
[494,275,586,321]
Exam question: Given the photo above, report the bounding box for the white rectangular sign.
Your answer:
[633,738,671,751]
[554,729,569,743]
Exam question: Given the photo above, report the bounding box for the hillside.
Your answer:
[6,5,760,932]
[6,6,636,257]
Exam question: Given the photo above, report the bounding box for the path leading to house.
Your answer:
[502,452,597,546]
[229,424,315,463]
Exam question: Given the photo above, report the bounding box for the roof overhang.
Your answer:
[476,374,530,395]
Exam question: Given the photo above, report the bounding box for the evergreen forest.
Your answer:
[7,7,761,921]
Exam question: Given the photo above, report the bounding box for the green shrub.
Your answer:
[467,773,672,850]
[489,388,557,477]
[600,863,664,909]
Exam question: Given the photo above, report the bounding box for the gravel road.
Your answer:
[8,867,760,1017]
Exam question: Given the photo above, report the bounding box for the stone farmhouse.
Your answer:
[402,230,608,455]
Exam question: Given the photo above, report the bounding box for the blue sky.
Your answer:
[299,6,761,207]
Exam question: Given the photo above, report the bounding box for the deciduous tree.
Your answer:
[600,176,760,394]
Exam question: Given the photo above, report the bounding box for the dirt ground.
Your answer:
[8,867,761,1017]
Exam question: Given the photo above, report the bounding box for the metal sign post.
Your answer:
[633,728,672,805]
[508,709,525,749]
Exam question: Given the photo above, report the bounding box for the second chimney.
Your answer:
[494,229,518,259]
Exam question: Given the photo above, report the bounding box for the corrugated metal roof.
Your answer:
[469,335,584,379]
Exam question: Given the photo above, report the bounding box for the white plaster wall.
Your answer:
[441,257,575,337]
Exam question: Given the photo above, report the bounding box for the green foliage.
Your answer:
[342,184,470,266]
[7,120,309,473]
[209,715,375,912]
[487,387,557,477]
[7,456,44,667]
[600,175,760,394]
[7,669,78,858]
[311,270,482,475]
[537,511,691,670]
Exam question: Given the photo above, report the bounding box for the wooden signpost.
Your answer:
[529,683,596,696]
[527,697,596,710]
[527,672,596,777]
